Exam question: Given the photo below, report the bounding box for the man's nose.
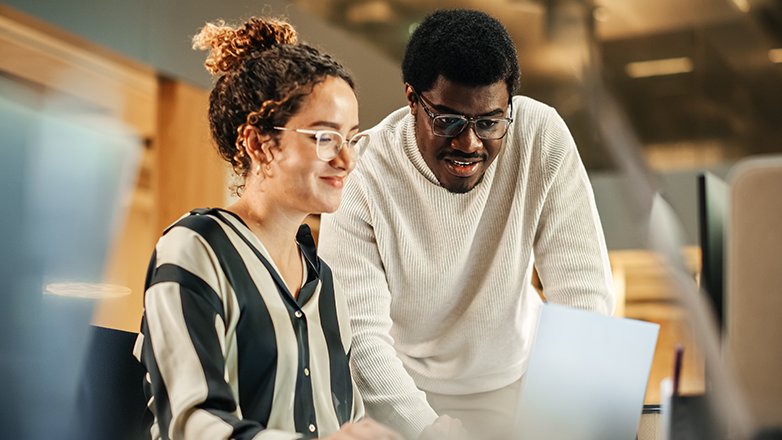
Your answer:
[450,122,483,154]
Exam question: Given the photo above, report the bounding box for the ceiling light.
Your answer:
[769,48,782,63]
[732,0,750,12]
[345,0,396,25]
[507,0,545,13]
[625,57,694,78]
[593,6,610,22]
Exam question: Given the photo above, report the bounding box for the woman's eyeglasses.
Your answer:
[274,127,370,161]
[413,87,513,140]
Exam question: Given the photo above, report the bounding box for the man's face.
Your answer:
[407,76,510,194]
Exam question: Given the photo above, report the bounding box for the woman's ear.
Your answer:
[242,126,275,167]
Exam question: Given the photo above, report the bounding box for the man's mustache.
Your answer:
[437,151,487,161]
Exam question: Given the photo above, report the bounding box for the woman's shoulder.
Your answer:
[156,208,236,255]
[163,208,241,237]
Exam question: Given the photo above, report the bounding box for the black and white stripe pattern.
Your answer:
[134,208,363,440]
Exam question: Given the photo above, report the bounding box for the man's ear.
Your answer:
[404,83,417,114]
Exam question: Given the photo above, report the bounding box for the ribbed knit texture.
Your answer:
[319,96,615,439]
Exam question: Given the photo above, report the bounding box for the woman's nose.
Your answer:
[331,142,356,173]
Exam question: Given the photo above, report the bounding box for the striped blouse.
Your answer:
[134,208,364,440]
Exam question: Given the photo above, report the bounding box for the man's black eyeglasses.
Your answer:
[413,87,513,140]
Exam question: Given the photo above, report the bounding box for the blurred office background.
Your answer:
[1,0,780,438]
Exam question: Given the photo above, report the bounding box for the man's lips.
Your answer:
[439,153,485,178]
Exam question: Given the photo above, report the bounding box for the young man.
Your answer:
[319,9,615,440]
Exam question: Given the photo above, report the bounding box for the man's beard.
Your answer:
[446,172,485,194]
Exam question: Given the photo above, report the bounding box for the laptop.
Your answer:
[513,303,660,440]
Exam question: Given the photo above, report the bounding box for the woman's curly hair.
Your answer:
[193,17,354,191]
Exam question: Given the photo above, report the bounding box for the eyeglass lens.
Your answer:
[315,132,370,161]
[433,117,509,140]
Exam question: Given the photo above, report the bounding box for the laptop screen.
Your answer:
[513,304,659,440]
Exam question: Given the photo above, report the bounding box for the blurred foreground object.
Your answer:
[725,155,782,433]
[0,65,142,439]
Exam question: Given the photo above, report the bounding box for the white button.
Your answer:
[304,368,310,376]
[308,424,316,432]
[294,310,303,318]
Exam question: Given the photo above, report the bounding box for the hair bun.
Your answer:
[193,18,298,76]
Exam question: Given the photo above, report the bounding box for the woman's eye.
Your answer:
[318,134,336,144]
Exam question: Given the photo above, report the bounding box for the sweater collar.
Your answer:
[401,112,441,186]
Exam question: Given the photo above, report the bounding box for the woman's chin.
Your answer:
[310,195,342,215]
[318,203,340,215]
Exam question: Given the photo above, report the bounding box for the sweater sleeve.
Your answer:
[137,227,302,440]
[319,178,439,440]
[531,109,616,315]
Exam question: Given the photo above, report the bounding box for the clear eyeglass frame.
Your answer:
[274,127,371,161]
[413,88,514,140]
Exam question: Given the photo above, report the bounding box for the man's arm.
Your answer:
[319,178,439,440]
[532,109,616,315]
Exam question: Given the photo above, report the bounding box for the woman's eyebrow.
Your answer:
[307,121,361,132]
[306,120,341,129]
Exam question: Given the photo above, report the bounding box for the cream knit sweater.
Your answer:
[319,96,615,439]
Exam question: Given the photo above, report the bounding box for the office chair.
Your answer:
[75,325,148,440]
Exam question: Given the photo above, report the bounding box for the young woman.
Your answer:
[133,17,400,440]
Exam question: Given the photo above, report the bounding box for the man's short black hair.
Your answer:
[402,9,520,98]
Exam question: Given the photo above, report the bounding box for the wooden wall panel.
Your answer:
[0,8,158,138]
[156,79,227,233]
